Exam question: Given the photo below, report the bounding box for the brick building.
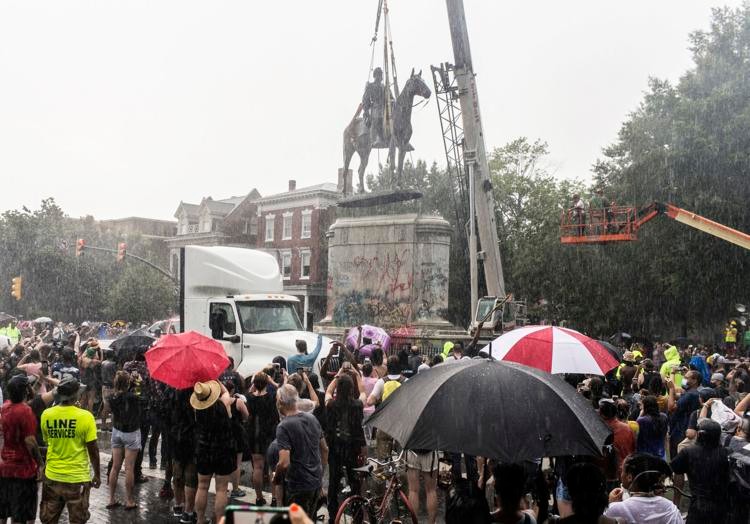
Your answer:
[165,181,340,325]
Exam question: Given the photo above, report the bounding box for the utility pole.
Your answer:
[445,0,506,305]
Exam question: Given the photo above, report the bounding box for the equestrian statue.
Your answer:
[343,68,431,194]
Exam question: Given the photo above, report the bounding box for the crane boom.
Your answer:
[445,0,506,300]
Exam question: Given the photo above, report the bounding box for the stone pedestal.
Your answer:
[322,213,454,330]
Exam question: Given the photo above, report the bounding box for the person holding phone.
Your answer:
[273,385,328,518]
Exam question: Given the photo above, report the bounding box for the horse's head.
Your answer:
[407,68,432,100]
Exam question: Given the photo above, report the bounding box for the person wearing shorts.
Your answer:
[106,371,142,511]
[191,381,235,524]
[406,450,439,524]
[0,375,44,524]
[170,388,199,523]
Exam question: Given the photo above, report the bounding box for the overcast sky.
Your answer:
[0,1,741,221]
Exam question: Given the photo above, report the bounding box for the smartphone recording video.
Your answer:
[226,505,290,524]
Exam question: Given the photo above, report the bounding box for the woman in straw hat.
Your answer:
[191,380,234,524]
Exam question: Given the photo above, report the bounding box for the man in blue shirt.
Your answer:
[286,335,323,375]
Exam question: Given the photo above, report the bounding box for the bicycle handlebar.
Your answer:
[367,450,405,468]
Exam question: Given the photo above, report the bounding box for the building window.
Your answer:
[265,214,275,242]
[301,210,312,239]
[300,250,311,279]
[282,212,293,240]
[281,251,292,279]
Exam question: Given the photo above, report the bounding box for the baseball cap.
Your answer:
[55,376,85,401]
[711,373,725,383]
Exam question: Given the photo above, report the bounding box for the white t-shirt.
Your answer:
[605,496,684,524]
[368,374,402,402]
[445,355,469,364]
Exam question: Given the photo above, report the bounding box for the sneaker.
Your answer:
[135,475,149,484]
[229,489,246,498]
[256,497,267,506]
[172,506,183,517]
[149,460,157,469]
[179,511,197,524]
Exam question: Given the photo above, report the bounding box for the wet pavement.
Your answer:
[34,429,448,523]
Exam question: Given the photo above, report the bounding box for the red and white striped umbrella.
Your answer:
[482,325,618,375]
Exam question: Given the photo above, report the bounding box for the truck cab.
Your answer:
[181,246,330,377]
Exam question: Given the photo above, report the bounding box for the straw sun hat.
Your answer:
[190,380,221,410]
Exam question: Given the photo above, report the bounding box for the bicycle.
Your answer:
[334,451,418,524]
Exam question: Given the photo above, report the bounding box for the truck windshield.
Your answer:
[236,301,303,334]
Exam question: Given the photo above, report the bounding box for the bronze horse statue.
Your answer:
[343,69,431,193]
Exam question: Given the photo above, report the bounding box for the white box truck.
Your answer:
[179,245,331,377]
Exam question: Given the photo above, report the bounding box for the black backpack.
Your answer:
[729,446,750,494]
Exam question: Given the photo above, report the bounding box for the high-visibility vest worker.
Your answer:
[725,321,738,343]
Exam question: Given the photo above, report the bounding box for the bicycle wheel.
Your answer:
[379,490,418,524]
[335,495,376,524]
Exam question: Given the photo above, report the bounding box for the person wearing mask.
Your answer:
[605,453,682,524]
[671,419,729,524]
[636,396,668,459]
[273,384,328,518]
[324,373,366,519]
[225,380,249,499]
[191,380,235,524]
[286,335,323,376]
[666,369,701,509]
[39,376,101,524]
[106,371,141,511]
[490,462,536,524]
[710,372,729,399]
[0,375,44,524]
[245,372,279,505]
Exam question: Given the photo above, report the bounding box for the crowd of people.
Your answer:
[1,322,750,524]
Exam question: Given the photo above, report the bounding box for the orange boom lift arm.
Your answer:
[561,202,750,250]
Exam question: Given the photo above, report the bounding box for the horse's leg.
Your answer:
[397,147,407,188]
[342,136,356,196]
[357,146,369,193]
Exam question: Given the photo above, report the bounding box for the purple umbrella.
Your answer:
[346,325,391,356]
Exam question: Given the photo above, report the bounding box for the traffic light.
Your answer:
[10,276,22,301]
[76,239,85,257]
[117,242,127,262]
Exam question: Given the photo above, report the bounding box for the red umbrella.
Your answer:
[483,325,618,375]
[145,331,230,389]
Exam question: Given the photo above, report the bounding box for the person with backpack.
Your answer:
[670,419,729,524]
[366,356,404,460]
[724,416,750,524]
[324,373,366,519]
[598,399,635,491]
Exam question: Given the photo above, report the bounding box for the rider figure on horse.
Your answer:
[362,67,390,148]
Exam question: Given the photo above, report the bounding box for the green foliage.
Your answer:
[0,199,175,323]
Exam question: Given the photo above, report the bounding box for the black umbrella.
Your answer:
[109,331,156,363]
[367,359,611,462]
[597,340,623,362]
